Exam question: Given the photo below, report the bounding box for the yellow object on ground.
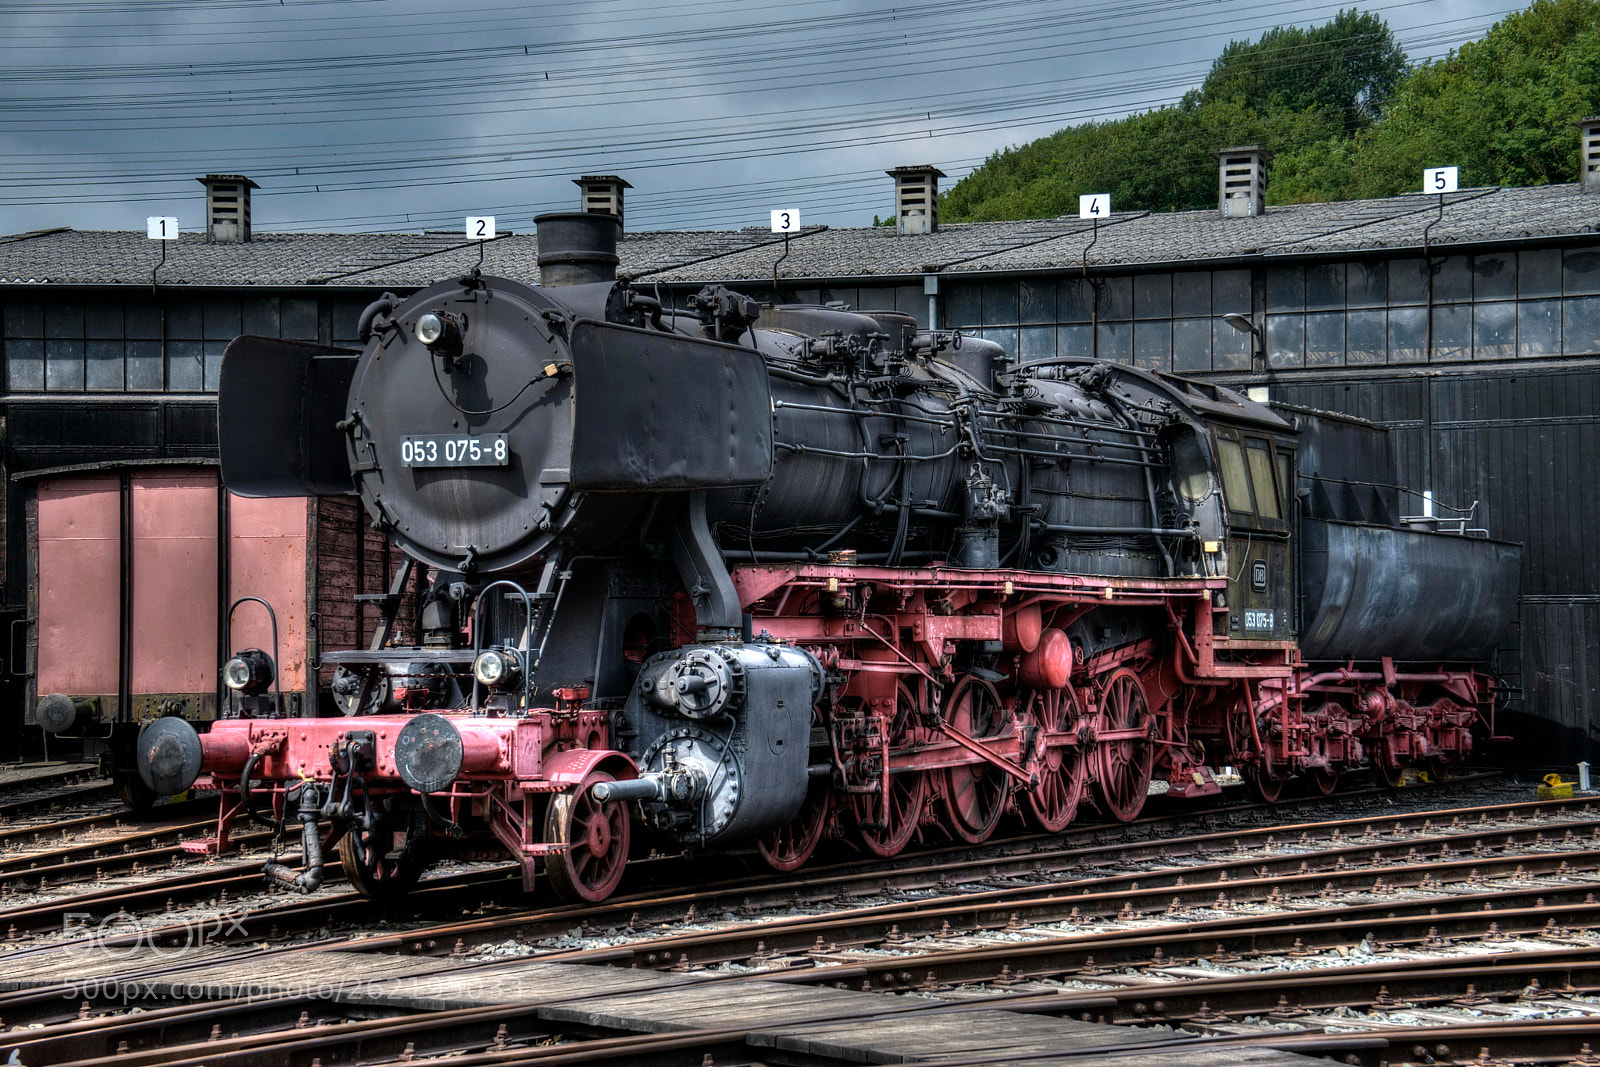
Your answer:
[1538,772,1574,800]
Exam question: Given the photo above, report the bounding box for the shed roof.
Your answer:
[1,183,1595,290]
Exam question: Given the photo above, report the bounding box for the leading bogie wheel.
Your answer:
[339,798,425,900]
[757,779,832,873]
[1091,668,1155,822]
[545,771,631,904]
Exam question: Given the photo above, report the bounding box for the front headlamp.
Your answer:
[222,648,275,694]
[473,648,521,690]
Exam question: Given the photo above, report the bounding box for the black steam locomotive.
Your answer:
[139,213,1520,903]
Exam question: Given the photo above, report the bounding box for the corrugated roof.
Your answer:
[1,184,1596,289]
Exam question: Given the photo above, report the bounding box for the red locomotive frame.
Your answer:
[184,559,1495,900]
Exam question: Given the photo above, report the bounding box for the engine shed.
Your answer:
[0,144,1595,767]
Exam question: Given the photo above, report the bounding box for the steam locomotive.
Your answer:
[138,213,1520,903]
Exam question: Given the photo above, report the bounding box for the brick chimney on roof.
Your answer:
[888,165,945,235]
[1580,118,1600,194]
[198,175,257,243]
[575,175,631,228]
[1216,147,1269,218]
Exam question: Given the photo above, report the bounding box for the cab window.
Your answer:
[1246,441,1279,521]
[1214,437,1253,513]
[1212,430,1289,532]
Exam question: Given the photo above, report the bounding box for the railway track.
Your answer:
[7,774,1599,1066]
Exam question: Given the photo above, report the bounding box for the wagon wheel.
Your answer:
[1303,704,1340,796]
[852,681,928,858]
[1019,688,1086,833]
[544,771,631,904]
[1092,668,1155,822]
[1372,757,1404,789]
[1307,768,1339,796]
[937,676,1009,844]
[1227,701,1286,803]
[757,778,832,873]
[339,798,425,900]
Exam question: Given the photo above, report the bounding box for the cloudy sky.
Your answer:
[0,0,1517,237]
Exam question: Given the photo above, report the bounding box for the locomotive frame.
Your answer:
[136,213,1519,904]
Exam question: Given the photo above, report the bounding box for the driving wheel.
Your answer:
[1020,688,1086,833]
[1092,668,1155,822]
[937,676,1009,844]
[851,682,928,858]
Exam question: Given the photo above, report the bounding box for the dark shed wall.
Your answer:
[1266,363,1600,765]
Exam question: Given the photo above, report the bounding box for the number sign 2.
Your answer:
[1078,194,1110,220]
[147,217,179,240]
[1424,167,1459,194]
[770,209,800,233]
[466,216,497,240]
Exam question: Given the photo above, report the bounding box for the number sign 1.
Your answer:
[147,217,179,240]
[1078,194,1110,220]
[1424,167,1459,194]
[466,216,496,240]
[770,209,800,233]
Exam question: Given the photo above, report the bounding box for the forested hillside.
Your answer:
[941,1,1600,221]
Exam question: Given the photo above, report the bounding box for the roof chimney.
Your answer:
[1581,118,1600,193]
[1216,147,1269,218]
[574,175,631,228]
[888,165,945,235]
[197,174,258,243]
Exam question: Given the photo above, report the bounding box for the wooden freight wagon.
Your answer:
[17,462,398,804]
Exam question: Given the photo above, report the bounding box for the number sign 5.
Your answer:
[1424,167,1458,194]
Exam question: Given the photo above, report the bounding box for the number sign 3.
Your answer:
[770,209,800,233]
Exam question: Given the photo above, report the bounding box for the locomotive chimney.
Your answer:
[888,165,945,235]
[535,211,621,286]
[198,174,258,243]
[1216,147,1269,217]
[574,174,631,228]
[1581,117,1600,194]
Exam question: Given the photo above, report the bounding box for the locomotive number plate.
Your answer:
[1244,610,1275,631]
[400,434,509,468]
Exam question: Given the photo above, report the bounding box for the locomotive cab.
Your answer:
[1208,423,1299,646]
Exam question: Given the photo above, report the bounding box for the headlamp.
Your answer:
[222,648,275,694]
[473,648,521,690]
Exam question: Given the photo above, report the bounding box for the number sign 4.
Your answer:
[1078,194,1110,220]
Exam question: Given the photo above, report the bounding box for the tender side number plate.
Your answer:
[401,434,509,468]
[1244,610,1275,631]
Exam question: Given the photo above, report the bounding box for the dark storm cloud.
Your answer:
[0,0,1518,236]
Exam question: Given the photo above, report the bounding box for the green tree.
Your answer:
[943,9,1408,221]
[1201,9,1407,130]
[1342,0,1600,196]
